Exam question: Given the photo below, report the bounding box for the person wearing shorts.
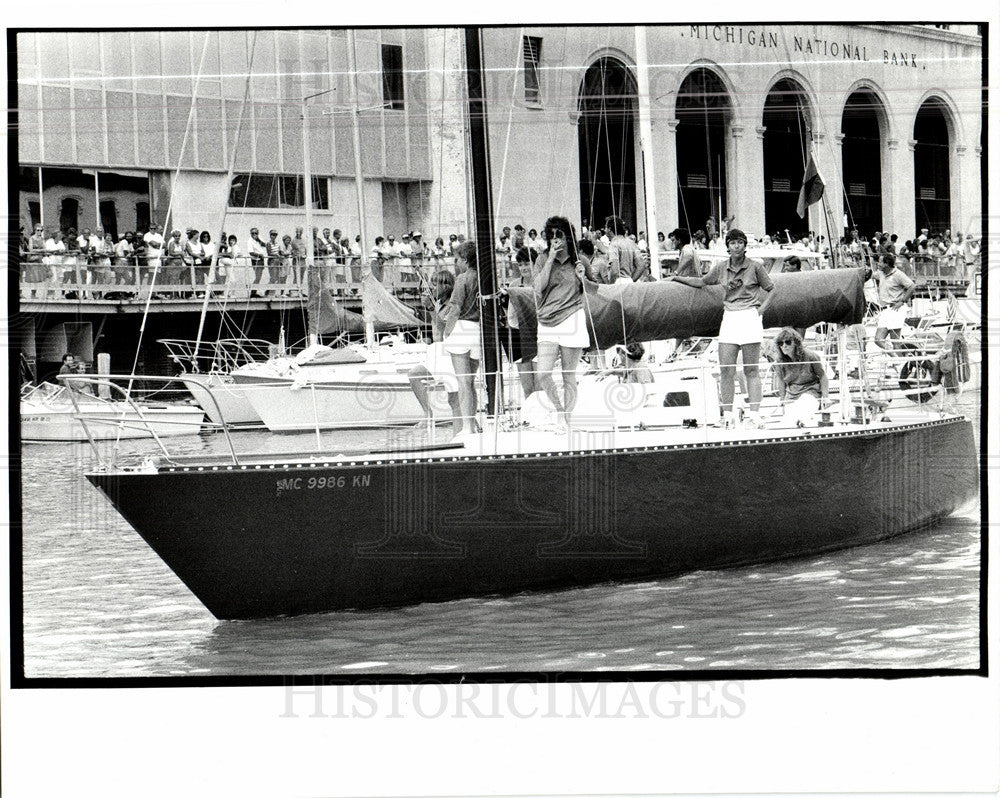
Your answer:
[773,327,829,427]
[872,253,915,354]
[409,269,462,432]
[439,240,482,433]
[671,228,775,428]
[532,215,588,427]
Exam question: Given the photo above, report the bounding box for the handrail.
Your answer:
[58,373,241,466]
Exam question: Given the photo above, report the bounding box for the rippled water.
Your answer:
[19,394,982,678]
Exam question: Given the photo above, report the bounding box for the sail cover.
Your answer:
[307,269,366,335]
[307,270,423,335]
[507,267,866,356]
[361,273,422,329]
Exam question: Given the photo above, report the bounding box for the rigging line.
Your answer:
[125,30,212,400]
[436,30,447,248]
[194,30,259,361]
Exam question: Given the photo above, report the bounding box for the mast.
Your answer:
[302,93,318,346]
[463,27,501,414]
[347,30,375,349]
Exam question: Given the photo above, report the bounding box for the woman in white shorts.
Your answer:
[773,327,829,427]
[409,270,463,431]
[439,240,482,433]
[671,228,775,428]
[532,215,588,427]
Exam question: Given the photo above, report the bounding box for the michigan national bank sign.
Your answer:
[685,25,922,68]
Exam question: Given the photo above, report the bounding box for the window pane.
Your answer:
[381,44,404,111]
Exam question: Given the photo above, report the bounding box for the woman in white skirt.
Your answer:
[439,240,482,434]
[671,228,775,428]
[532,216,588,427]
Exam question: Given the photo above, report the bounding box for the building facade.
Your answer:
[16,24,983,249]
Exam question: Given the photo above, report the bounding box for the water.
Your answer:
[19,393,982,678]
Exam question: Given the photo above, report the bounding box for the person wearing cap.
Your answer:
[247,228,266,294]
[264,230,282,294]
[143,223,164,286]
[670,227,775,429]
[409,231,426,264]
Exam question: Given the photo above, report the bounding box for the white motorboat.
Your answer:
[232,340,432,431]
[20,382,205,443]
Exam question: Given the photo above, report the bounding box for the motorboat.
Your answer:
[21,381,205,443]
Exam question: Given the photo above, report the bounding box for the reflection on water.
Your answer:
[19,394,982,678]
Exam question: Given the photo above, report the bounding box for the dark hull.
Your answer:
[87,417,978,619]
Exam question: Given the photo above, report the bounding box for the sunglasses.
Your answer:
[545,229,566,240]
[778,340,795,347]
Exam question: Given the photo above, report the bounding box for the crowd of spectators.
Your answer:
[19,213,981,301]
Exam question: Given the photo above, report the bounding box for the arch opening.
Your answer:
[577,57,638,233]
[841,90,884,237]
[675,68,732,235]
[913,99,951,236]
[762,78,810,238]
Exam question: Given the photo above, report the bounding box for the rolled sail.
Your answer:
[507,267,865,353]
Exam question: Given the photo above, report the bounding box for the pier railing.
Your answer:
[17,253,530,304]
[18,249,979,304]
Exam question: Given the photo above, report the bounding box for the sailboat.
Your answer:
[82,26,978,620]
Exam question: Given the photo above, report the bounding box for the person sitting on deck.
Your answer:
[606,342,654,385]
[772,327,830,428]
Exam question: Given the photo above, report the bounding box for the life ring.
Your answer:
[897,341,939,404]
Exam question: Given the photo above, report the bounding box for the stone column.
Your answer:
[423,29,471,239]
[815,132,841,242]
[657,118,679,234]
[967,147,983,236]
[884,138,916,240]
[729,124,766,236]
[951,144,966,236]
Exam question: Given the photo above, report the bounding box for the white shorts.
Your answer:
[718,308,764,346]
[425,342,460,393]
[877,305,906,331]
[443,319,482,360]
[785,392,820,426]
[537,307,590,348]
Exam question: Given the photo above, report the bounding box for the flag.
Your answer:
[796,154,825,218]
